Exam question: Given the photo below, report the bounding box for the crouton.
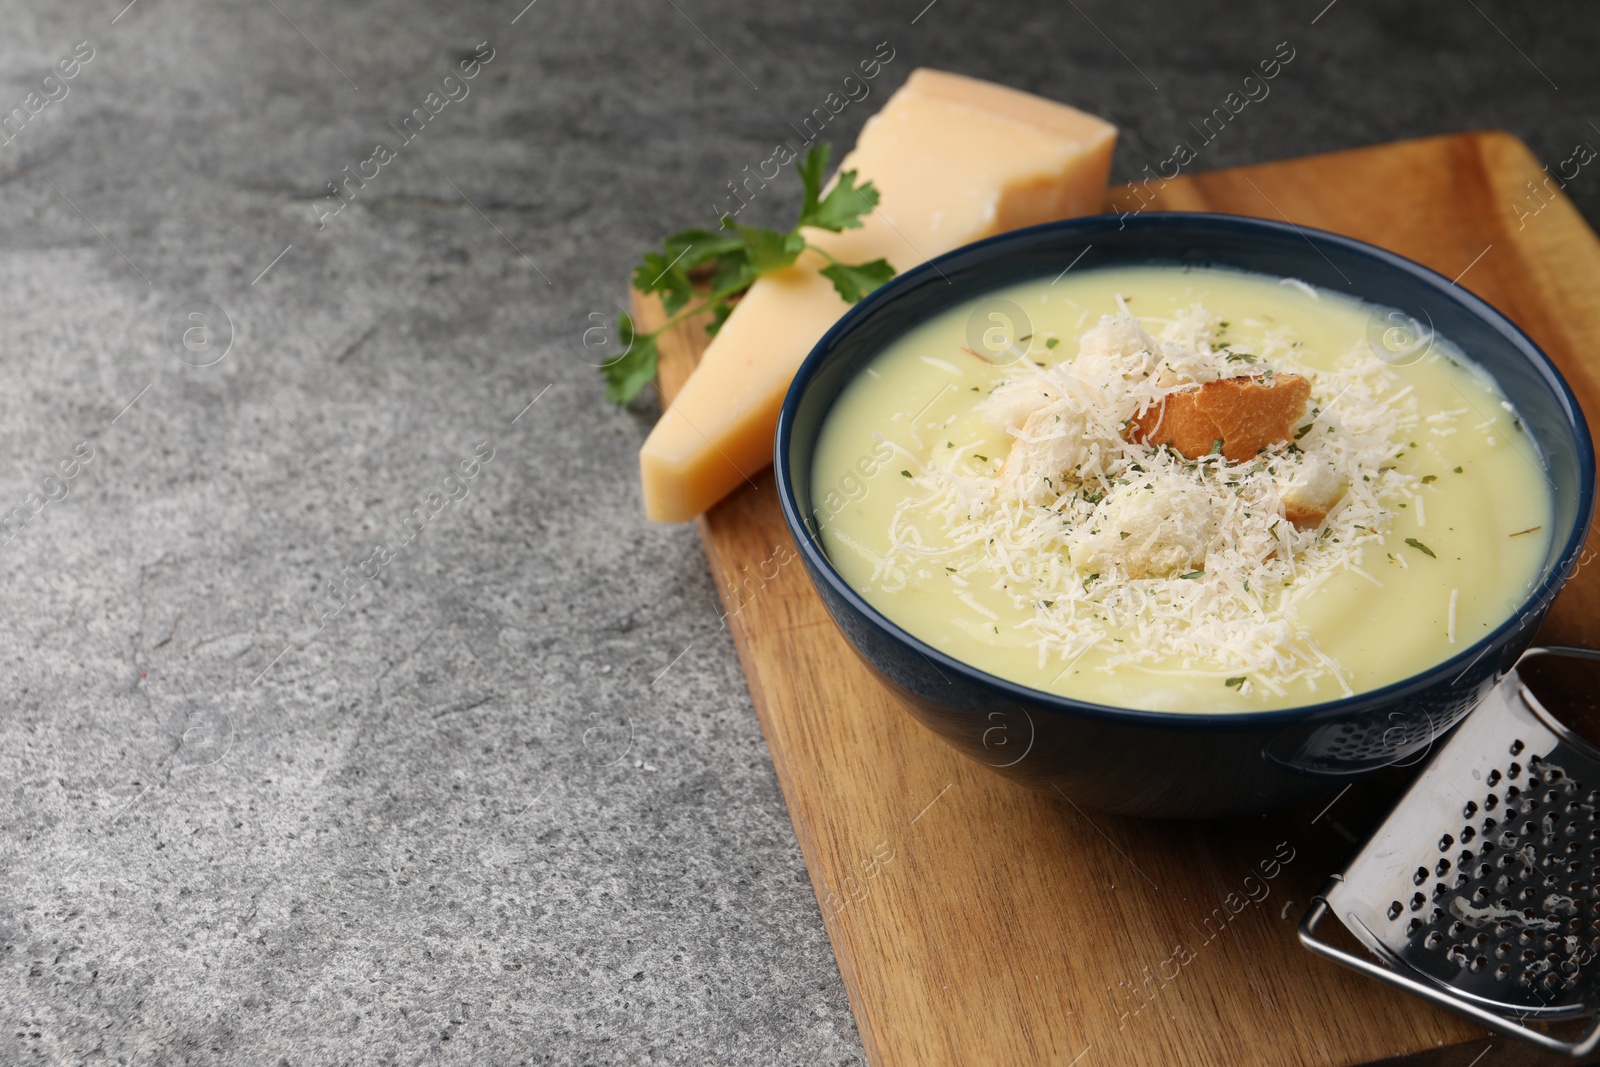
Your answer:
[1280,457,1345,529]
[1129,373,1311,464]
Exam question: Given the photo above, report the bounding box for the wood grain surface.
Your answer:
[634,132,1600,1067]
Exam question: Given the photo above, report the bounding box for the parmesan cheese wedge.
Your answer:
[639,69,1118,522]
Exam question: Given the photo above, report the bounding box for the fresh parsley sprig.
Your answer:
[603,143,896,404]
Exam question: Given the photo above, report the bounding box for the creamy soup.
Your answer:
[812,266,1553,712]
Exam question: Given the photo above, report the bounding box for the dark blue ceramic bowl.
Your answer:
[774,212,1595,819]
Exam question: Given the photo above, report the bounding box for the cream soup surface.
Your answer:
[811,266,1553,712]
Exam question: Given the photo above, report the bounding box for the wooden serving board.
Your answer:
[635,132,1600,1067]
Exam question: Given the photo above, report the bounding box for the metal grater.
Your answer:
[1301,646,1600,1059]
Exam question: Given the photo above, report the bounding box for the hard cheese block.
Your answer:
[639,68,1119,523]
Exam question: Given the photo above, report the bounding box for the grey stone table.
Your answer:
[0,1,1595,1064]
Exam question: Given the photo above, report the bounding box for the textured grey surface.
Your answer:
[0,1,1594,1064]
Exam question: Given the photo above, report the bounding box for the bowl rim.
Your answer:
[773,210,1597,730]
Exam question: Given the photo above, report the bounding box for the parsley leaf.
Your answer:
[600,312,660,405]
[707,299,736,338]
[633,250,694,316]
[796,144,831,226]
[1404,537,1437,558]
[631,228,746,314]
[820,258,896,303]
[797,144,879,232]
[607,143,894,404]
[1224,676,1246,688]
[729,220,807,275]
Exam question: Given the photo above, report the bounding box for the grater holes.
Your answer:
[1415,866,1430,886]
[1511,739,1525,756]
[1405,756,1600,994]
[1389,900,1404,920]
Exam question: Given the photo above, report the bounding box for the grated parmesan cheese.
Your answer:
[879,300,1440,692]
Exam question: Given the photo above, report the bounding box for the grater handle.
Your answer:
[1300,897,1600,1059]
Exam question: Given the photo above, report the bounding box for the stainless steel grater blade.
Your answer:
[1301,646,1600,1059]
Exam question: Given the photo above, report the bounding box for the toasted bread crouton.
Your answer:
[1280,457,1345,529]
[996,404,1097,504]
[1283,500,1329,528]
[1129,373,1311,464]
